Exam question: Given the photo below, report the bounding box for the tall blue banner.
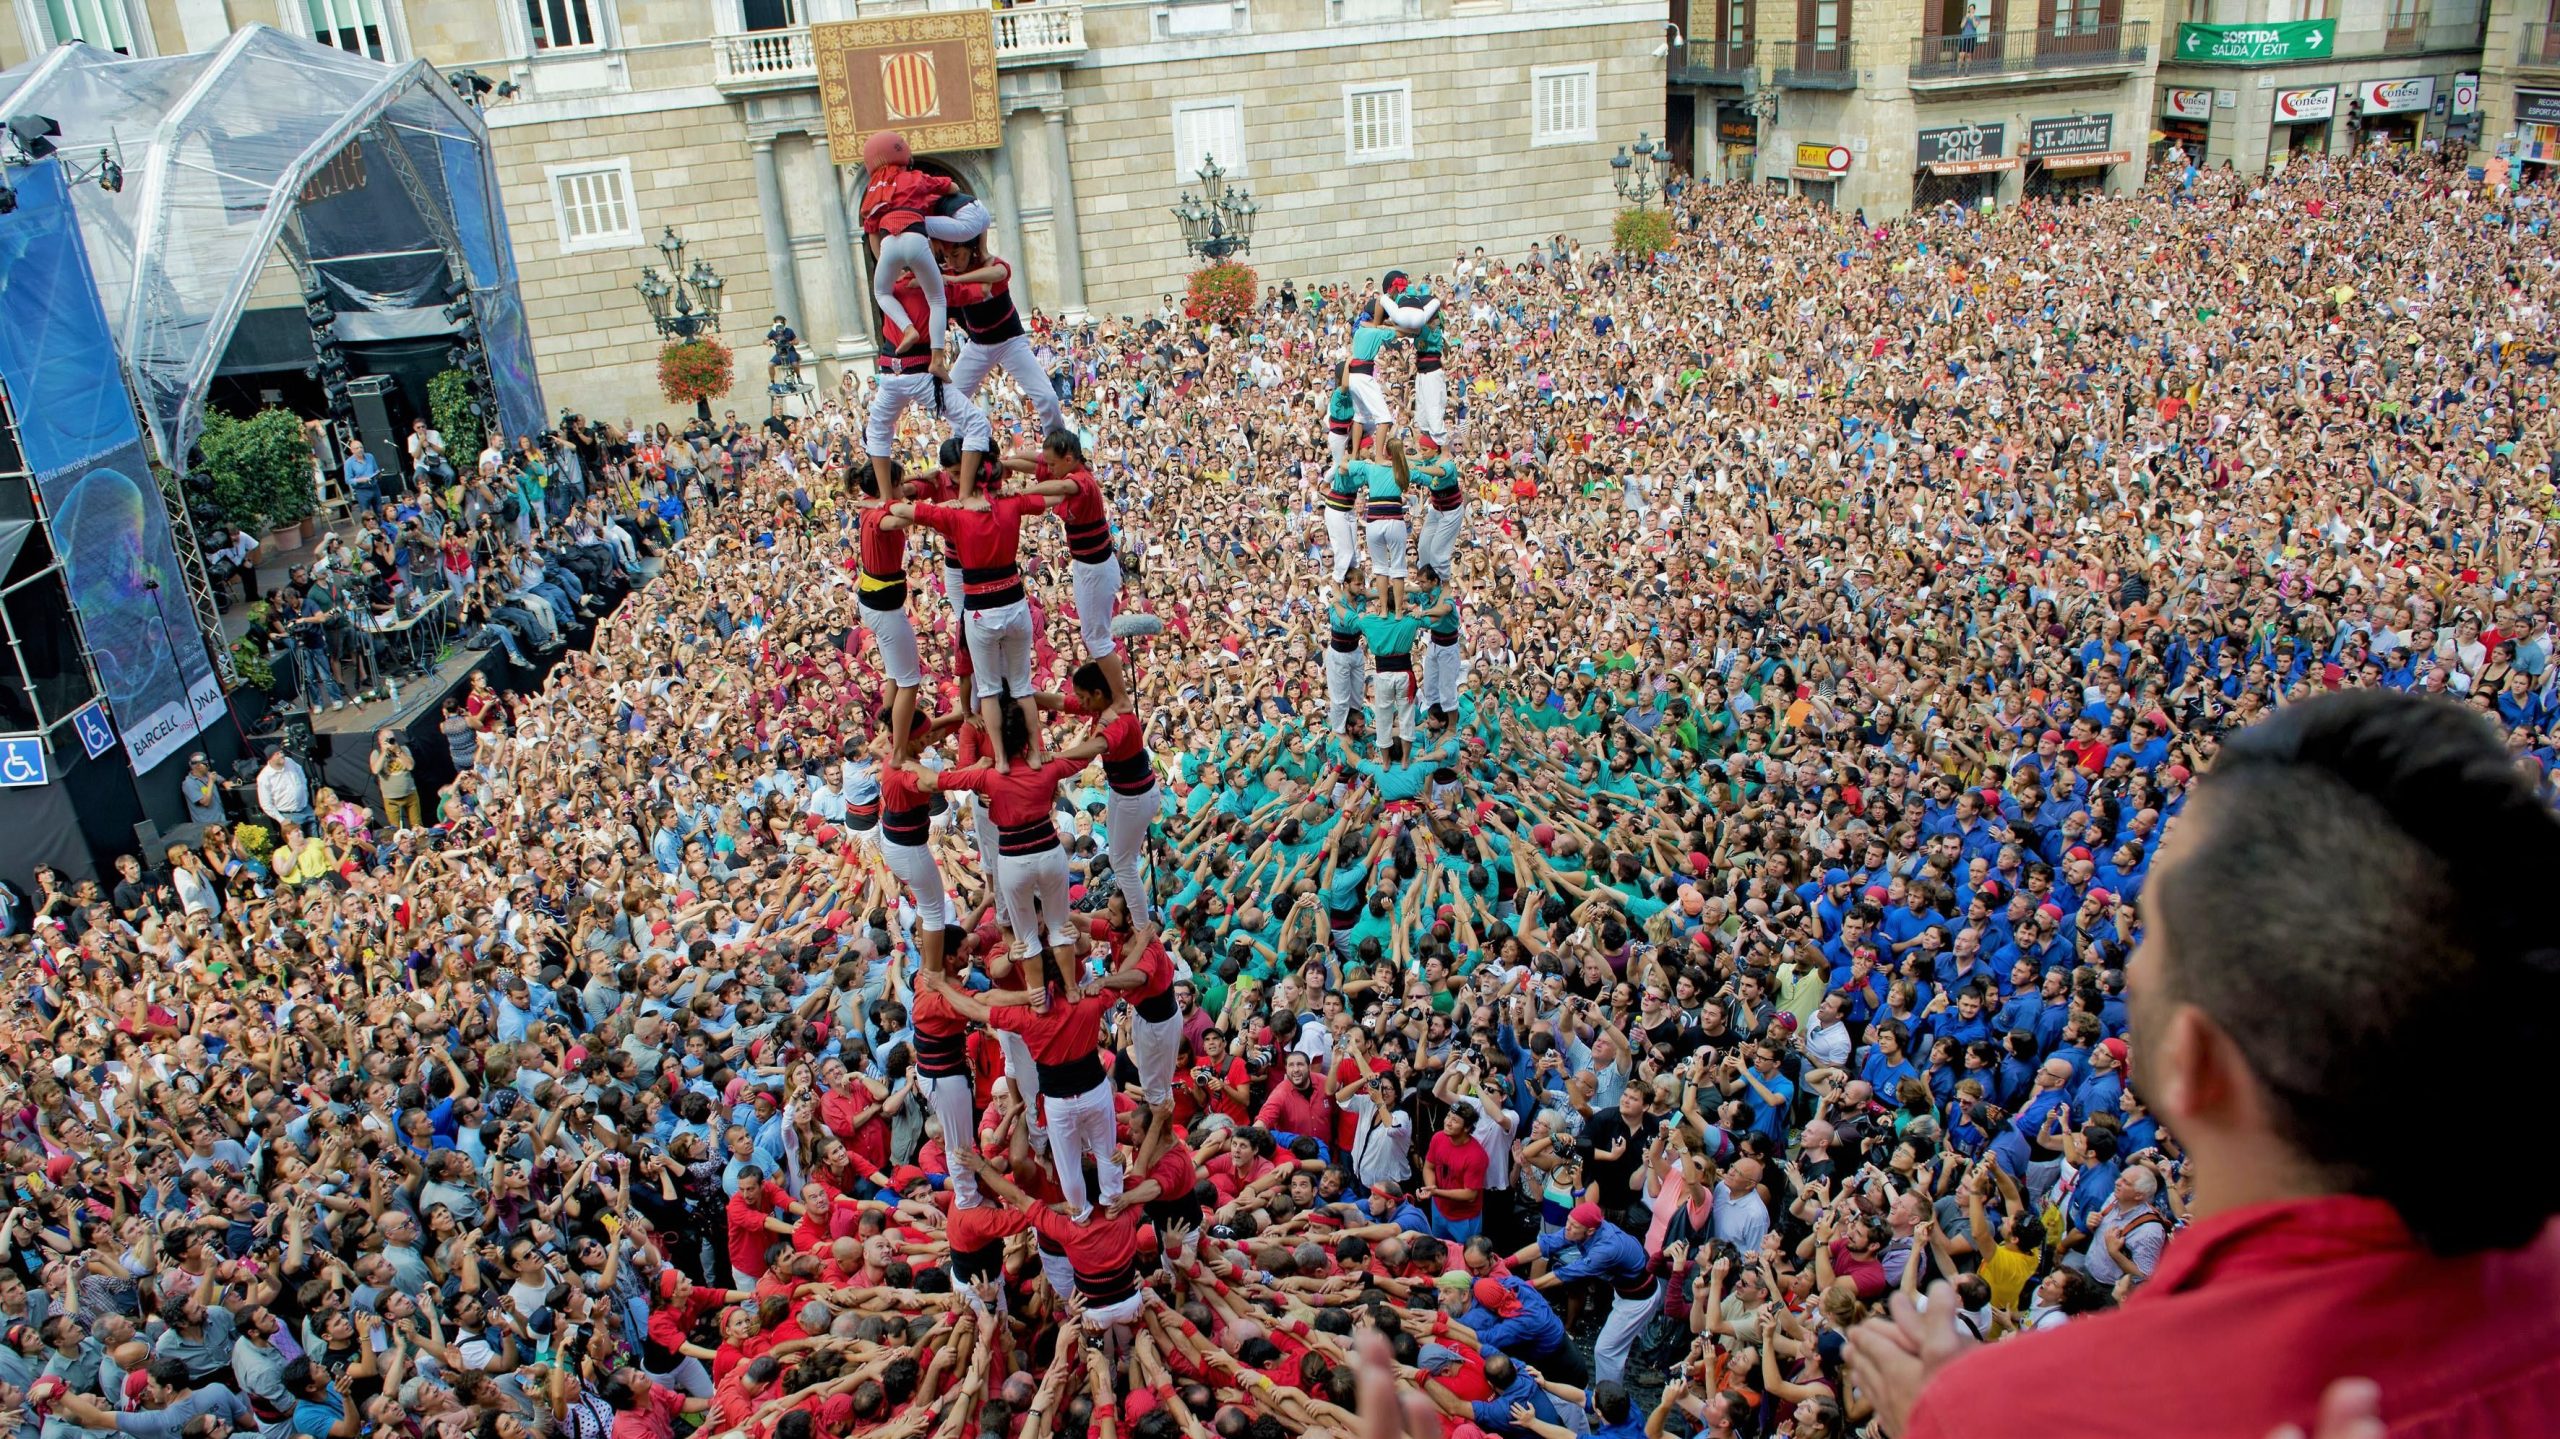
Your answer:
[440,134,546,445]
[0,160,223,774]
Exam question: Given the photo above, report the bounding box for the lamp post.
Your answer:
[633,226,727,343]
[1170,154,1259,262]
[633,226,728,421]
[1609,131,1673,208]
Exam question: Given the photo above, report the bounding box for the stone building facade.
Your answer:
[7,0,1656,425]
[2478,0,2558,174]
[2148,0,2485,179]
[1665,0,2167,217]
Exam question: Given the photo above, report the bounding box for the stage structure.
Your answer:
[0,25,545,725]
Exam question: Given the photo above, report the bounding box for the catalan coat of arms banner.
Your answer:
[813,12,1001,158]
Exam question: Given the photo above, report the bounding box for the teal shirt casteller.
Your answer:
[1350,460,1401,502]
[1357,611,1422,658]
[1415,454,1462,497]
[1350,322,1399,363]
[1358,755,1435,802]
[1415,584,1461,638]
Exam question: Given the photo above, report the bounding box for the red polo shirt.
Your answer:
[726,1188,784,1279]
[988,991,1115,1096]
[1905,1196,2560,1439]
[1423,1131,1489,1222]
[1023,1203,1144,1304]
[610,1383,687,1439]
[1256,1074,1334,1140]
[645,1284,723,1360]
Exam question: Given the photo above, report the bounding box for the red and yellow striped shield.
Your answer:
[878,50,939,121]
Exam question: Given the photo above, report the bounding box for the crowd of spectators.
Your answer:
[4,141,2559,1439]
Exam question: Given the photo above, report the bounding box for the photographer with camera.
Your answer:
[766,313,802,389]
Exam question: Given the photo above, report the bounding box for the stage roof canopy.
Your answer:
[0,25,542,462]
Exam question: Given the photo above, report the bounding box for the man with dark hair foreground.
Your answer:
[1852,691,2560,1438]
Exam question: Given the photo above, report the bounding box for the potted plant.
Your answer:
[658,337,734,423]
[199,407,320,551]
[1186,259,1258,331]
[428,368,486,472]
[1612,207,1673,259]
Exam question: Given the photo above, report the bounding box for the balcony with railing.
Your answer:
[1774,38,1854,88]
[1908,19,2148,89]
[710,2,1086,92]
[1668,35,1757,86]
[2523,20,2560,72]
[2380,4,2426,52]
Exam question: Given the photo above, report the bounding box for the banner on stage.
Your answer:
[814,12,1002,159]
[0,159,224,775]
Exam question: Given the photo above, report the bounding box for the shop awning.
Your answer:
[2036,150,2132,170]
[1924,157,2020,175]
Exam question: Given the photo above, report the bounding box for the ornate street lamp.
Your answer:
[1610,131,1673,208]
[633,226,725,341]
[1170,154,1258,262]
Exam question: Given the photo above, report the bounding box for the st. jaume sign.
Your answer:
[2173,20,2336,63]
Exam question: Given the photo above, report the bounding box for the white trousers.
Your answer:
[1083,1291,1146,1330]
[1104,784,1161,924]
[1039,1248,1076,1301]
[964,597,1034,700]
[971,799,1017,936]
[1327,429,1350,466]
[1132,1009,1182,1105]
[1346,371,1395,427]
[1417,500,1464,576]
[1324,507,1360,585]
[1325,647,1367,734]
[1043,1079,1123,1217]
[871,202,991,347]
[882,836,947,930]
[1421,637,1463,714]
[861,602,923,689]
[1383,296,1443,331]
[644,1354,713,1399]
[923,1071,982,1206]
[1000,842,1075,954]
[1370,668,1414,743]
[865,371,993,458]
[950,331,1067,439]
[995,1029,1045,1143]
[1593,1284,1665,1385]
[1070,557,1123,657]
[1365,517,1410,578]
[1414,366,1448,442]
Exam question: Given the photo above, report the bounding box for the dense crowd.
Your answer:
[5,137,2560,1439]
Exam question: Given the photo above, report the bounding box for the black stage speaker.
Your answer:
[346,375,410,473]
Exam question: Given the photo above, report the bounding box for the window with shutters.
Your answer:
[525,0,603,50]
[549,162,641,254]
[295,0,405,60]
[1173,101,1248,179]
[1343,83,1411,164]
[2035,0,2118,47]
[1530,66,1596,147]
[30,0,147,54]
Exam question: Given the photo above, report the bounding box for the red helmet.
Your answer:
[862,130,914,171]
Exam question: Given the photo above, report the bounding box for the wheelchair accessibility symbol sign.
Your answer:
[0,734,47,788]
[71,701,115,760]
